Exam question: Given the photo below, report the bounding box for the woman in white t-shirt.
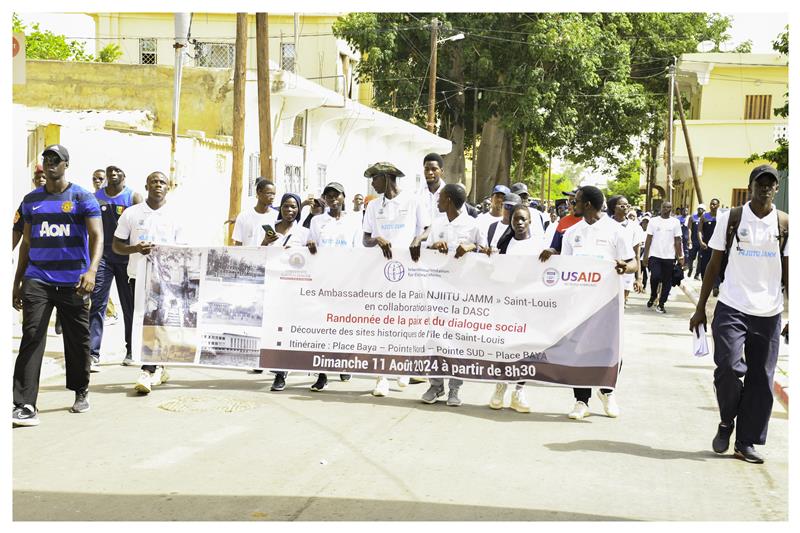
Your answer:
[490,205,541,413]
[262,193,310,249]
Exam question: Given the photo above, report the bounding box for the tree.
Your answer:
[12,13,121,63]
[333,13,730,199]
[747,26,788,171]
[604,159,642,206]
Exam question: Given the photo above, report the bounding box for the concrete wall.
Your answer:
[13,60,234,136]
[698,66,787,121]
[673,157,774,211]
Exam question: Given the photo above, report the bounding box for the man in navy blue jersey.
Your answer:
[89,165,142,370]
[12,144,103,427]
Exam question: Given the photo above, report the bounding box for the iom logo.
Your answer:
[542,268,560,287]
[384,261,405,282]
[39,221,71,238]
[288,253,306,269]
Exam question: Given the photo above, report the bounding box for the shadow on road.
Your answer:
[13,490,639,521]
[543,439,720,462]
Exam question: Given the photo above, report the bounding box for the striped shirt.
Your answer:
[96,186,136,262]
[21,183,101,286]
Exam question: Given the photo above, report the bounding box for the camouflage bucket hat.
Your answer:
[364,162,405,178]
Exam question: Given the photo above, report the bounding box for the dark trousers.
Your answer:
[574,360,622,403]
[687,243,701,275]
[89,257,133,360]
[129,279,157,373]
[648,257,675,305]
[14,279,91,407]
[711,301,781,446]
[698,248,720,288]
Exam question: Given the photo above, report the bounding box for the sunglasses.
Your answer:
[569,199,577,206]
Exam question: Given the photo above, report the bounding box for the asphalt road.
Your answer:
[12,288,788,521]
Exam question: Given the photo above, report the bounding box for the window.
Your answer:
[317,164,327,192]
[139,38,157,65]
[731,188,749,207]
[195,42,235,68]
[280,43,296,72]
[744,95,772,120]
[289,115,304,146]
[283,164,302,193]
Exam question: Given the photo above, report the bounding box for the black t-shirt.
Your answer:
[700,213,717,243]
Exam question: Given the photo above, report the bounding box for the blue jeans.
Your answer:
[89,257,133,360]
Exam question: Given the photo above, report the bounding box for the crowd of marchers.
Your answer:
[12,145,787,465]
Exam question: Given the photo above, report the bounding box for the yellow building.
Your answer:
[89,12,373,106]
[670,53,788,211]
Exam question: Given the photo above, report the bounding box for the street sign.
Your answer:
[13,32,25,85]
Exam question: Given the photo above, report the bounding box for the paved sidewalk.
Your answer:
[12,289,788,521]
[679,275,789,411]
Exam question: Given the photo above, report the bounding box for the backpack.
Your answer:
[720,206,788,284]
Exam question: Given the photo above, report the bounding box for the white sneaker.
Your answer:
[134,371,152,394]
[568,401,589,420]
[397,376,410,388]
[372,377,390,397]
[510,388,530,413]
[597,390,619,418]
[151,367,170,387]
[489,383,508,409]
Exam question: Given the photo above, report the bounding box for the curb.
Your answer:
[680,282,789,412]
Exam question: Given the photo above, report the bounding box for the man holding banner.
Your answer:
[540,185,636,419]
[421,183,487,406]
[362,162,430,396]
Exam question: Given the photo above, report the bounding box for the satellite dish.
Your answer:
[697,40,715,53]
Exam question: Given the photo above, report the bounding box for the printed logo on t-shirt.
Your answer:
[61,201,74,213]
[39,221,71,237]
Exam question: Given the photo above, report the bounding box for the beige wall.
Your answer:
[698,66,787,121]
[13,60,233,136]
[674,157,772,210]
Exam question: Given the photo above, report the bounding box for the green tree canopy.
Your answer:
[12,13,121,63]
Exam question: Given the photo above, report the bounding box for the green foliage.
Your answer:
[12,13,121,63]
[97,43,123,63]
[604,159,642,206]
[747,26,788,171]
[334,13,730,183]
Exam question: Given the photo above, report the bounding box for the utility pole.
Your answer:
[427,17,439,133]
[674,80,703,205]
[169,13,191,188]
[471,87,478,204]
[256,13,273,181]
[666,60,676,204]
[227,13,247,245]
[546,152,553,208]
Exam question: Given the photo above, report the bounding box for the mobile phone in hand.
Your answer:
[262,224,276,237]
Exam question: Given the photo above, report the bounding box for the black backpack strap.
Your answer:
[724,207,744,256]
[488,222,497,245]
[776,209,789,256]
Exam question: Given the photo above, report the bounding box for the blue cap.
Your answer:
[492,185,510,195]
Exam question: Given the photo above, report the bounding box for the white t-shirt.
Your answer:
[418,179,446,226]
[362,190,430,248]
[272,222,310,248]
[504,235,544,256]
[114,201,185,279]
[310,212,362,248]
[562,215,634,262]
[543,218,559,251]
[477,211,502,242]
[646,216,683,259]
[621,219,645,249]
[232,207,279,246]
[709,202,787,317]
[425,210,486,251]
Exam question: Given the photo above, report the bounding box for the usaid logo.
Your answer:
[384,261,405,282]
[39,221,71,237]
[561,271,602,284]
[542,268,560,287]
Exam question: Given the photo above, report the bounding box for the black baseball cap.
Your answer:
[323,181,345,195]
[562,188,578,197]
[42,144,69,162]
[748,164,779,184]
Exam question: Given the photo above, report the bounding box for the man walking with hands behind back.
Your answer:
[689,165,788,464]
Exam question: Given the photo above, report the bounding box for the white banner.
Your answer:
[133,246,622,388]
